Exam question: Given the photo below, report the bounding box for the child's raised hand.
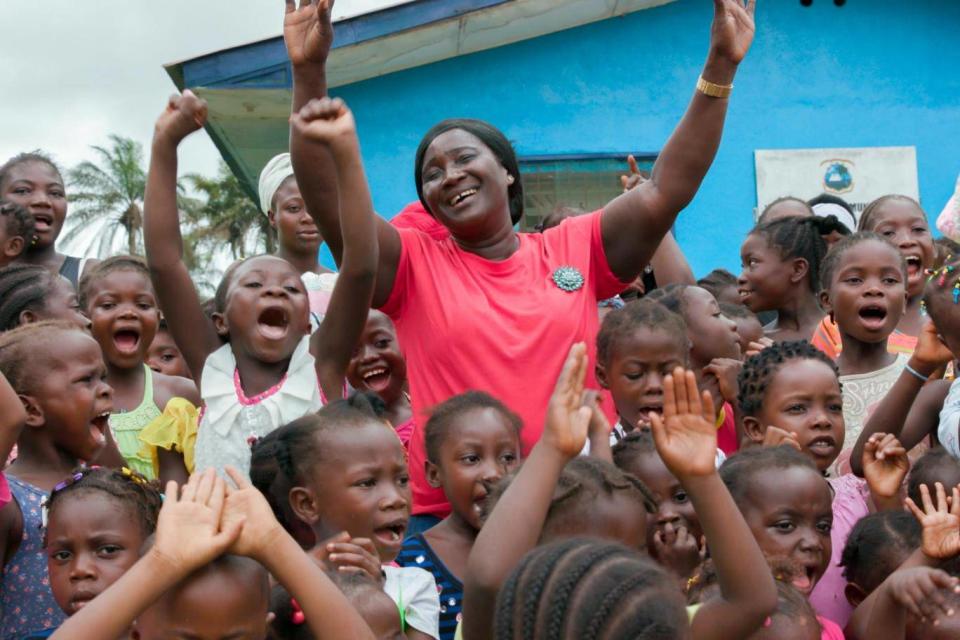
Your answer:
[542,342,591,459]
[221,466,285,562]
[154,90,208,145]
[649,368,718,480]
[911,319,954,373]
[862,433,909,501]
[885,566,959,623]
[289,97,357,150]
[152,469,243,574]
[906,482,960,559]
[761,426,802,451]
[283,0,335,67]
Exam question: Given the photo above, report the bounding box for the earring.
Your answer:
[507,174,515,185]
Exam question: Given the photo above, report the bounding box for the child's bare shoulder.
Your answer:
[152,371,200,409]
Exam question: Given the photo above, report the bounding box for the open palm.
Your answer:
[284,0,336,67]
[710,0,756,65]
[650,368,718,479]
[543,343,591,459]
[861,433,909,499]
[906,483,960,559]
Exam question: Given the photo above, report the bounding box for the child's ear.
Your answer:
[2,236,24,260]
[425,460,442,489]
[17,309,38,326]
[288,486,321,525]
[741,416,765,444]
[595,362,609,390]
[19,394,44,428]
[844,582,867,608]
[790,257,810,284]
[818,289,833,316]
[211,311,229,338]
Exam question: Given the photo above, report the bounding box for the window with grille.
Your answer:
[518,154,656,231]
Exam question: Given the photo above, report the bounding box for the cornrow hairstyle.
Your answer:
[719,446,819,505]
[737,339,838,417]
[857,194,924,232]
[77,254,152,309]
[414,119,524,225]
[643,283,687,315]
[493,537,687,640]
[0,201,35,245]
[906,448,960,507]
[922,255,960,324]
[611,430,658,476]
[718,301,757,321]
[747,216,833,293]
[596,297,688,367]
[483,457,657,538]
[696,268,737,300]
[424,391,522,464]
[250,429,315,548]
[840,510,920,594]
[0,151,64,190]
[818,231,905,292]
[758,196,815,224]
[0,263,62,331]
[275,392,387,486]
[43,467,163,544]
[0,320,84,392]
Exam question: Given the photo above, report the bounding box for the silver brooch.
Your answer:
[552,266,584,292]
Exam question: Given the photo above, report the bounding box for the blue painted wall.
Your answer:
[323,0,958,276]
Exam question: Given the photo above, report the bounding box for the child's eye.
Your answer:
[397,474,410,487]
[786,404,806,414]
[829,403,843,412]
[816,521,833,534]
[501,452,518,464]
[12,187,29,195]
[243,281,262,289]
[913,227,928,234]
[843,277,862,285]
[284,285,301,294]
[882,277,900,285]
[460,454,480,465]
[672,490,689,504]
[624,372,642,381]
[880,230,895,237]
[51,550,71,562]
[773,521,796,533]
[354,478,376,488]
[97,544,123,556]
[375,339,391,349]
[50,189,65,199]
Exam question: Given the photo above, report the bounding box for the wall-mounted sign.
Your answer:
[755,146,919,224]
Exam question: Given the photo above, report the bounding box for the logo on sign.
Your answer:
[821,159,854,194]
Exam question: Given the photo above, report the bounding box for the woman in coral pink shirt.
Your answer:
[287,0,757,524]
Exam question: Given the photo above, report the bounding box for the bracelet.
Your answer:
[696,76,733,98]
[904,363,930,382]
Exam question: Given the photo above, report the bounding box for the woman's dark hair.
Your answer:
[0,201,35,245]
[857,194,925,232]
[493,537,687,640]
[737,339,838,416]
[483,457,656,538]
[747,216,832,293]
[0,263,62,331]
[719,446,819,505]
[818,231,905,292]
[424,391,522,464]
[840,510,920,594]
[273,392,388,486]
[43,466,163,543]
[0,151,64,190]
[907,448,960,507]
[697,268,738,300]
[414,119,524,226]
[78,254,152,309]
[596,298,687,366]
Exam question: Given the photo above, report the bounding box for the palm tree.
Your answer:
[184,161,276,260]
[64,134,147,256]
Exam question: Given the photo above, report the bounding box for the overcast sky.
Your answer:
[1,0,404,179]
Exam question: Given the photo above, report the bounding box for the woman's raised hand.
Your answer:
[542,343,592,459]
[289,97,358,150]
[284,0,336,67]
[650,368,718,480]
[154,90,207,146]
[152,469,243,575]
[709,0,757,67]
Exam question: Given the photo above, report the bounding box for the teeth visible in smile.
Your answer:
[449,188,478,206]
[362,368,387,380]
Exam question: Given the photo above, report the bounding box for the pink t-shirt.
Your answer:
[381,210,627,516]
[0,472,9,510]
[390,201,450,241]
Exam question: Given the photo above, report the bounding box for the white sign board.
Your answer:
[754,146,919,224]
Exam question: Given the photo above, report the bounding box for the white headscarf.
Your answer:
[258,153,295,215]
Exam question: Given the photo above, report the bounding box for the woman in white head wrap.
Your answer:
[258,153,337,324]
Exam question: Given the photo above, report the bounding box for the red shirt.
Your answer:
[381,210,627,516]
[389,201,449,241]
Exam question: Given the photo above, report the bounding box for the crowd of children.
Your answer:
[2,0,960,638]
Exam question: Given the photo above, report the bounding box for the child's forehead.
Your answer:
[744,466,829,506]
[834,239,901,269]
[766,358,839,393]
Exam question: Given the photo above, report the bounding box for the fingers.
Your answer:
[863,433,879,460]
[225,465,252,490]
[952,485,960,518]
[555,342,587,404]
[919,483,935,515]
[627,154,640,175]
[937,482,949,514]
[164,480,180,505]
[905,496,924,521]
[746,0,756,18]
[207,475,227,519]
[193,468,216,506]
[180,471,200,502]
[683,369,702,417]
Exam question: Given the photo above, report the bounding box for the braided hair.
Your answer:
[596,297,687,367]
[77,254,152,310]
[0,263,65,331]
[493,537,687,640]
[249,428,316,548]
[840,510,920,594]
[611,430,658,477]
[697,268,738,301]
[818,231,905,292]
[748,216,834,293]
[737,340,838,417]
[858,194,924,232]
[43,467,163,543]
[0,201,35,247]
[424,391,522,464]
